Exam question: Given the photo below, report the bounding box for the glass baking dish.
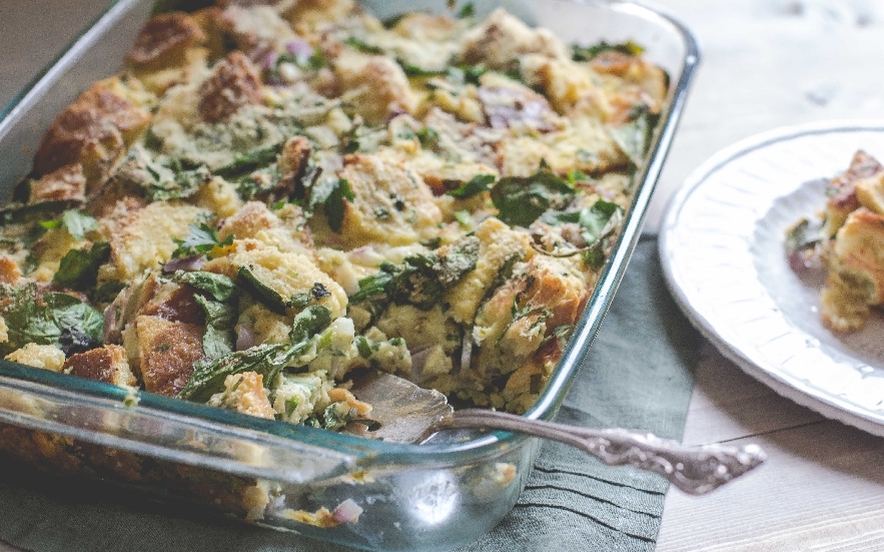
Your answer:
[0,1,699,550]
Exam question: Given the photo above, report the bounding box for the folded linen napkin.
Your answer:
[0,237,700,552]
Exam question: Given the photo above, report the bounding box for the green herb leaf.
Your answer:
[42,210,98,241]
[355,335,373,359]
[195,294,236,360]
[52,241,111,290]
[567,170,592,184]
[173,270,238,302]
[178,305,332,402]
[445,63,485,86]
[785,217,825,256]
[310,178,355,232]
[237,266,287,313]
[171,223,233,259]
[289,304,333,343]
[578,199,621,246]
[454,209,472,228]
[275,49,325,73]
[92,281,126,304]
[491,168,576,227]
[400,62,446,77]
[344,37,383,54]
[350,236,479,310]
[0,284,103,356]
[178,343,284,402]
[446,174,496,198]
[321,402,350,430]
[609,105,659,166]
[350,265,395,302]
[234,163,282,201]
[456,2,475,18]
[215,143,283,180]
[416,127,440,149]
[572,40,645,62]
[148,166,211,202]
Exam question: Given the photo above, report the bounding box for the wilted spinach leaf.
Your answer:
[195,294,236,361]
[178,305,332,402]
[0,284,103,356]
[173,270,238,302]
[215,143,283,180]
[578,200,621,246]
[610,105,659,166]
[351,236,479,310]
[456,2,475,18]
[52,241,111,290]
[491,168,575,227]
[310,178,355,232]
[447,174,496,199]
[572,40,645,62]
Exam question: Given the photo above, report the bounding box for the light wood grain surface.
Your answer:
[651,0,884,550]
[3,1,884,551]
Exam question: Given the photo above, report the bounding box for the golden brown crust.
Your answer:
[212,372,275,419]
[217,200,277,242]
[279,135,312,182]
[28,163,87,204]
[824,150,884,235]
[0,257,22,285]
[197,51,263,123]
[63,345,137,387]
[139,282,206,326]
[134,315,204,396]
[126,12,206,68]
[33,80,152,181]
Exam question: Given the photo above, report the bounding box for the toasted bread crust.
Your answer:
[197,51,263,123]
[127,12,206,68]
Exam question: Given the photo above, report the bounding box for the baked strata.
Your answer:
[787,150,884,331]
[0,0,667,431]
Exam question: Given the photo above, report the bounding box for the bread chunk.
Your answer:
[197,52,263,123]
[28,163,87,204]
[334,153,442,247]
[33,78,152,184]
[63,344,137,387]
[208,371,275,419]
[822,208,884,331]
[460,8,567,70]
[129,315,204,396]
[127,12,207,68]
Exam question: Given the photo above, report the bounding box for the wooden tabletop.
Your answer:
[652,1,884,550]
[4,1,884,550]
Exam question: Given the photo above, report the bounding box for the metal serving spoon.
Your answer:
[347,372,766,495]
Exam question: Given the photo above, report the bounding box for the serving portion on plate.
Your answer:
[660,121,884,437]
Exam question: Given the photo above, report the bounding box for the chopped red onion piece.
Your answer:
[236,325,256,351]
[260,49,279,71]
[286,39,313,59]
[460,331,473,371]
[410,346,432,379]
[162,255,205,274]
[332,499,363,524]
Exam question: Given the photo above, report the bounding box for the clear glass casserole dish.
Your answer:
[0,1,699,550]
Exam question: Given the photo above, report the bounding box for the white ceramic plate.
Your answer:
[659,120,884,437]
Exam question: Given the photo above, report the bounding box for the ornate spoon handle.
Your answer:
[436,409,766,495]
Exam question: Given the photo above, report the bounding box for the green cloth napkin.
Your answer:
[0,237,700,552]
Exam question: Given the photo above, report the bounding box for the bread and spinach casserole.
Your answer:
[787,151,884,332]
[0,0,666,433]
